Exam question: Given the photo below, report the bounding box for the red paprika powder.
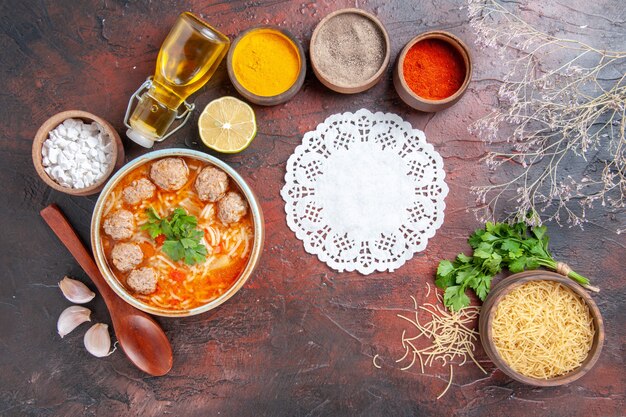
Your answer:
[402,39,466,100]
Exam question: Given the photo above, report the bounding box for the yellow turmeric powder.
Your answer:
[232,29,300,97]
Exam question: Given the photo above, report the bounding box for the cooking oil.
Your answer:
[126,12,230,148]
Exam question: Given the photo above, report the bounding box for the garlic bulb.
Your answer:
[59,276,95,304]
[57,305,91,338]
[84,323,113,357]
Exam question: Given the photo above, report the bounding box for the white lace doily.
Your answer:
[281,109,449,274]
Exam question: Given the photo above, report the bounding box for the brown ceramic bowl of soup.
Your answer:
[91,149,264,317]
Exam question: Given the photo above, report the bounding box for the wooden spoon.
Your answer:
[41,204,173,376]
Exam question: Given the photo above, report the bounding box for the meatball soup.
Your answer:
[99,156,254,311]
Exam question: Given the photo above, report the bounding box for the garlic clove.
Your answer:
[84,323,114,357]
[59,276,95,304]
[57,305,91,338]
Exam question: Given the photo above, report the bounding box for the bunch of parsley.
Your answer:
[435,221,595,311]
[141,207,207,265]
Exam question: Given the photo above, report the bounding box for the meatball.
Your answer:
[103,209,135,240]
[111,242,143,272]
[195,166,229,202]
[217,192,248,224]
[150,157,189,191]
[127,267,157,295]
[122,178,156,205]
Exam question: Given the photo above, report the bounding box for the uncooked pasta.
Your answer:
[491,281,595,379]
[395,284,487,399]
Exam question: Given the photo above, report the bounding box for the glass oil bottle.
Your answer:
[125,12,230,148]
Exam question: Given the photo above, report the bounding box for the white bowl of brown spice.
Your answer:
[310,8,390,94]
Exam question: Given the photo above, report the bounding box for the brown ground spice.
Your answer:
[313,13,386,87]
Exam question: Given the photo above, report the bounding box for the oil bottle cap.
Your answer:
[126,128,155,148]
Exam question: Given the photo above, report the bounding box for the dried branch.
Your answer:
[468,0,626,232]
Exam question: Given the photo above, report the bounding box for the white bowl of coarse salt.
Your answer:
[32,110,124,196]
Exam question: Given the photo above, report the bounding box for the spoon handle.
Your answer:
[41,204,118,301]
[41,204,173,376]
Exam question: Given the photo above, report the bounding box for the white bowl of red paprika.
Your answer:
[393,31,472,112]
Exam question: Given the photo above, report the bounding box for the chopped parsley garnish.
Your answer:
[141,207,207,265]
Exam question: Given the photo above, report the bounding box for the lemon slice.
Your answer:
[198,96,257,153]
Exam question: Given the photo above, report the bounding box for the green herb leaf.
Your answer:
[143,207,208,265]
[435,260,456,289]
[184,245,208,265]
[472,274,492,301]
[162,240,185,262]
[480,232,498,242]
[455,269,475,285]
[146,207,161,222]
[467,230,484,248]
[180,238,196,249]
[483,252,502,274]
[500,240,520,253]
[141,207,164,239]
[473,249,492,259]
[435,273,455,290]
[508,256,526,273]
[525,257,540,270]
[532,225,547,242]
[437,260,454,277]
[444,286,471,312]
[456,253,472,263]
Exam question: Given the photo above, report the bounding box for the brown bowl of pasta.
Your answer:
[478,271,604,386]
[91,149,264,317]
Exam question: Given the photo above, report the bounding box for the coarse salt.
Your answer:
[42,118,114,189]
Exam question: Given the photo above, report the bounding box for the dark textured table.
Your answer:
[1,1,624,416]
